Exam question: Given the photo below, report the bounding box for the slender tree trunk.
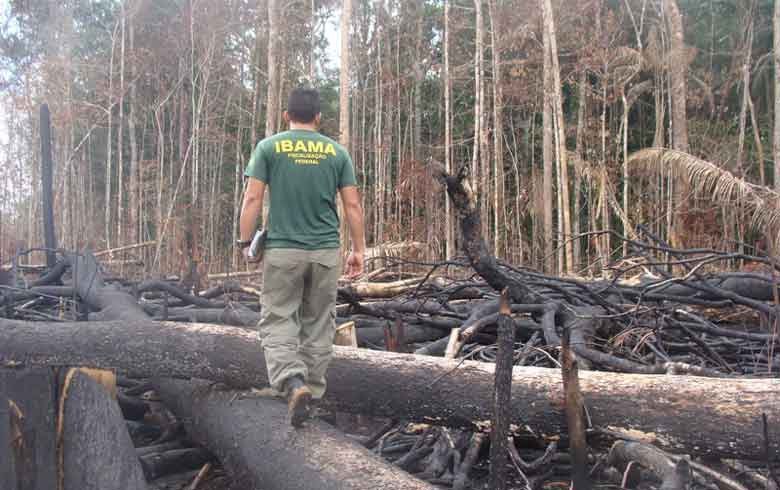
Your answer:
[339,0,352,254]
[117,5,126,244]
[542,27,555,273]
[472,0,483,189]
[542,0,572,273]
[774,0,780,190]
[488,0,504,258]
[40,105,57,268]
[666,0,689,152]
[748,96,765,186]
[339,0,352,150]
[310,0,317,83]
[266,0,280,138]
[444,0,455,259]
[574,71,586,270]
[374,1,384,245]
[105,23,118,249]
[622,88,629,256]
[128,17,139,244]
[737,11,753,176]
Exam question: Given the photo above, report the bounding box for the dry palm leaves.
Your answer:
[628,148,780,234]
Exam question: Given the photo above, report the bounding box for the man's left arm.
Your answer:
[239,177,266,255]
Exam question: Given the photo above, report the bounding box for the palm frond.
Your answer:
[628,148,780,233]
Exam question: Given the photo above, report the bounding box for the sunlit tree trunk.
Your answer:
[339,0,352,253]
[666,0,688,153]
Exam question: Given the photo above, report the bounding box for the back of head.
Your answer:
[287,88,320,124]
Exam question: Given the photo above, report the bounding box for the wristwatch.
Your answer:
[236,239,252,249]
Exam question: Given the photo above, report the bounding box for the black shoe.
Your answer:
[285,376,312,428]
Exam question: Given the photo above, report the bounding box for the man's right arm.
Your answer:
[339,185,365,278]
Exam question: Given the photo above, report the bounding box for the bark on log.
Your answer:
[138,447,212,481]
[66,251,150,321]
[61,370,148,490]
[1,319,777,460]
[0,386,12,484]
[1,367,58,490]
[153,378,435,490]
[489,292,512,490]
[339,278,423,299]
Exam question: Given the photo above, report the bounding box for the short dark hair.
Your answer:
[287,88,320,123]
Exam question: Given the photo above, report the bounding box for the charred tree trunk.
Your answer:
[0,318,777,460]
[60,369,148,490]
[1,367,58,490]
[153,377,434,490]
[40,104,57,268]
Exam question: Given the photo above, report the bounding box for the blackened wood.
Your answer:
[61,370,148,490]
[126,420,162,441]
[607,441,689,488]
[117,393,149,421]
[0,376,16,488]
[452,432,485,490]
[138,280,224,309]
[562,327,590,490]
[135,441,185,457]
[139,447,212,481]
[66,251,149,321]
[1,367,58,490]
[153,378,435,490]
[489,289,513,490]
[1,319,779,460]
[39,104,56,268]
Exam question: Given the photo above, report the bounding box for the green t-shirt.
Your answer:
[244,129,357,250]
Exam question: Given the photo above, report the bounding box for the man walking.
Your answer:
[237,88,365,427]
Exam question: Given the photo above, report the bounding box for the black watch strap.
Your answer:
[236,239,252,249]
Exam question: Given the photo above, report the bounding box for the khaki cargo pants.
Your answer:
[258,248,341,399]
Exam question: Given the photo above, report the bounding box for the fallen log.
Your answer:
[339,278,423,299]
[94,241,156,258]
[1,318,777,460]
[138,280,225,309]
[0,366,148,490]
[66,251,150,321]
[60,369,148,490]
[153,378,435,490]
[0,385,11,484]
[139,447,213,481]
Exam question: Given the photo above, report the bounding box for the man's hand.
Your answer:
[242,246,262,263]
[344,251,364,279]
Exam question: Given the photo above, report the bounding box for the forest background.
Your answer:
[1,0,778,280]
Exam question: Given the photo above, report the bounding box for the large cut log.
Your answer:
[0,367,148,490]
[153,378,435,490]
[60,369,148,489]
[1,319,777,460]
